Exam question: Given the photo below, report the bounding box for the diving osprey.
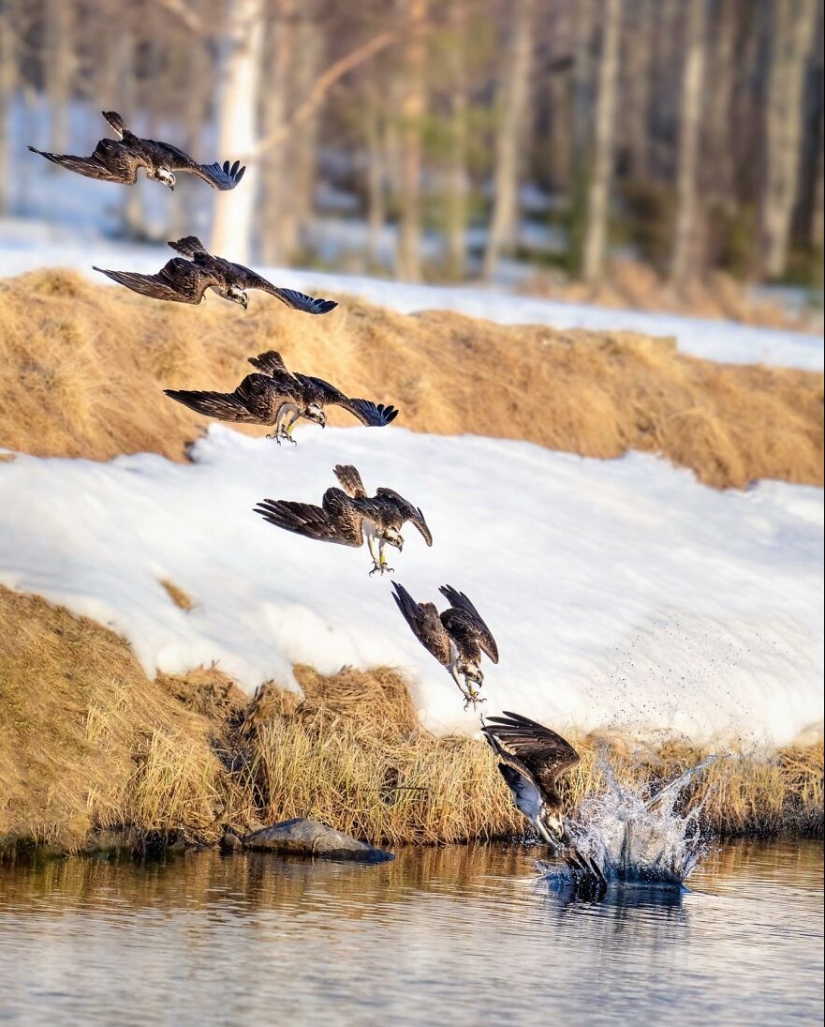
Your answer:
[254,465,432,575]
[94,237,337,313]
[164,350,398,444]
[482,711,581,850]
[29,110,245,191]
[392,583,499,709]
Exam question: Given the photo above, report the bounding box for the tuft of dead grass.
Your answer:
[0,587,821,855]
[0,269,822,489]
[159,578,195,611]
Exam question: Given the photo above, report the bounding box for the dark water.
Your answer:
[0,840,822,1026]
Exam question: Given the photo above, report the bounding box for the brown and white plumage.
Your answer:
[392,582,499,708]
[254,465,432,575]
[29,110,245,191]
[94,237,337,314]
[482,711,580,847]
[164,350,398,444]
[483,711,607,886]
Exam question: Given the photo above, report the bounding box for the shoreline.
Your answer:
[1,588,821,860]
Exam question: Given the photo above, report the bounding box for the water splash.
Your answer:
[538,753,722,890]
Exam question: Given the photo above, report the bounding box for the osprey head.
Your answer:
[536,807,565,850]
[305,403,326,428]
[226,286,249,309]
[382,526,404,551]
[156,167,176,190]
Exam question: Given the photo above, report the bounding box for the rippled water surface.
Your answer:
[1,840,822,1026]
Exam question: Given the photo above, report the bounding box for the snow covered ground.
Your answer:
[1,426,821,748]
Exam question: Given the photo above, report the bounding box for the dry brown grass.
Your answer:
[0,587,821,855]
[0,269,822,489]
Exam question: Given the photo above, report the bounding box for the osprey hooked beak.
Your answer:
[306,404,326,428]
[383,529,404,551]
[227,286,249,309]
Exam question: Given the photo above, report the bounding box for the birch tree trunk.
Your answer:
[762,0,818,278]
[671,0,707,288]
[45,0,73,155]
[260,0,295,266]
[0,0,16,213]
[396,0,427,282]
[482,0,535,280]
[582,0,622,285]
[211,0,265,263]
[445,0,468,280]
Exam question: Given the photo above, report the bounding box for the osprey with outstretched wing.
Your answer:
[254,465,432,575]
[164,350,397,444]
[29,110,245,191]
[94,237,337,314]
[392,582,499,708]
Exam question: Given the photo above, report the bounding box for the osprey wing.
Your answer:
[167,236,209,259]
[93,265,188,302]
[294,374,399,427]
[482,712,580,797]
[438,585,498,664]
[164,388,261,424]
[481,724,546,823]
[229,265,338,314]
[254,488,363,548]
[391,583,452,666]
[28,146,128,183]
[376,489,433,546]
[151,140,246,190]
[248,351,291,377]
[334,465,368,499]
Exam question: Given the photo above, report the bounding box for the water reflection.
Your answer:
[0,840,822,1027]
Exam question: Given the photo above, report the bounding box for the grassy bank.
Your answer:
[1,587,821,855]
[0,269,822,489]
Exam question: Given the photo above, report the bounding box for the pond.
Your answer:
[1,839,822,1026]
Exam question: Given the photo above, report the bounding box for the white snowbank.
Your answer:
[1,427,821,747]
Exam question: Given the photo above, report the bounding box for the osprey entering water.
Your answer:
[94,237,337,313]
[254,464,432,575]
[392,583,499,709]
[482,711,581,850]
[29,110,245,191]
[164,350,398,444]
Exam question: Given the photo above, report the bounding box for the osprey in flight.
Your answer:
[164,350,398,444]
[483,711,607,886]
[254,464,432,575]
[391,583,499,709]
[94,237,337,313]
[29,110,245,191]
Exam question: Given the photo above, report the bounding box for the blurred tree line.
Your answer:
[0,0,822,288]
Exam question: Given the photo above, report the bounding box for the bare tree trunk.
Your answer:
[671,0,707,288]
[762,0,818,278]
[259,0,295,266]
[0,0,16,213]
[572,0,596,172]
[706,0,736,203]
[482,0,535,280]
[582,0,622,285]
[365,76,386,267]
[625,0,652,179]
[173,39,211,239]
[547,72,572,192]
[445,0,468,280]
[280,14,324,263]
[211,0,265,263]
[813,109,824,250]
[45,0,73,154]
[396,0,427,283]
[116,32,144,239]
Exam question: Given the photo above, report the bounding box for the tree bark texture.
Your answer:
[396,0,428,282]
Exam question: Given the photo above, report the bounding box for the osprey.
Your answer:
[482,711,580,850]
[29,110,245,191]
[164,350,398,444]
[94,236,337,314]
[391,583,499,709]
[254,464,432,575]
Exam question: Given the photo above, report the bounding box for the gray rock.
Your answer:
[242,818,394,863]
